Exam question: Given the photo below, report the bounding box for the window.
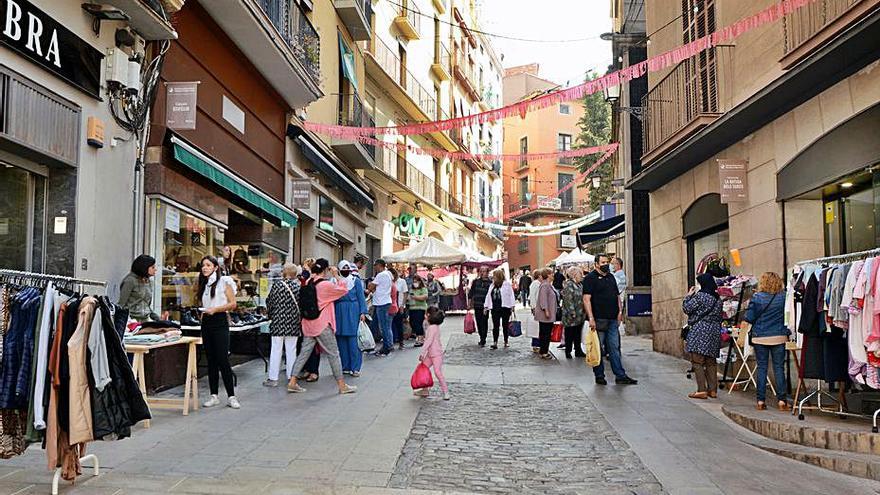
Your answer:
[519,177,529,204]
[160,206,225,312]
[558,133,573,165]
[319,196,334,233]
[558,173,574,210]
[518,239,529,254]
[0,165,46,271]
[559,104,571,115]
[519,136,528,169]
[682,0,717,114]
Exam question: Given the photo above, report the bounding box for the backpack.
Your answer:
[299,278,326,320]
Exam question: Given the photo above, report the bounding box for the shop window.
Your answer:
[0,165,46,271]
[683,193,729,287]
[160,207,225,314]
[821,170,880,256]
[319,196,334,233]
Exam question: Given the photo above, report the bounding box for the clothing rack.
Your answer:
[0,269,104,490]
[792,248,880,425]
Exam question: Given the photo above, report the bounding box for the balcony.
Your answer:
[334,0,372,41]
[370,147,446,208]
[332,93,376,169]
[363,36,457,151]
[641,47,731,165]
[100,0,177,39]
[558,156,573,166]
[781,0,879,68]
[432,0,448,14]
[201,0,323,108]
[453,47,480,100]
[431,43,452,81]
[489,159,502,177]
[394,1,421,40]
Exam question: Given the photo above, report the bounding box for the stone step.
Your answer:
[723,404,880,455]
[744,436,880,482]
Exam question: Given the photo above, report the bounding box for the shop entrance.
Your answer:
[683,194,730,287]
[0,163,47,271]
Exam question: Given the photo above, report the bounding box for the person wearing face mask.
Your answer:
[583,254,638,386]
[197,256,241,409]
[334,261,369,377]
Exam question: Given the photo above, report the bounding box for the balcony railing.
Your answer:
[558,155,573,165]
[642,48,726,159]
[368,36,438,120]
[378,147,438,204]
[337,92,375,158]
[401,1,421,33]
[783,0,860,55]
[453,47,479,98]
[434,42,451,67]
[258,0,321,82]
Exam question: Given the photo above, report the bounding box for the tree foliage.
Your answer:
[573,70,612,212]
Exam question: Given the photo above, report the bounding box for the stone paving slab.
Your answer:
[389,383,663,495]
[441,333,556,367]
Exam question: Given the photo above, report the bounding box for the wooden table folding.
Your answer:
[126,336,202,428]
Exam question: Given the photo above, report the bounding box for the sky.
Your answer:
[479,0,613,86]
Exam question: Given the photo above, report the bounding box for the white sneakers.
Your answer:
[202,394,241,409]
[442,391,451,401]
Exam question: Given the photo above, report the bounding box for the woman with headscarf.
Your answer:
[682,273,724,399]
[263,263,302,387]
[335,260,369,376]
[118,255,161,322]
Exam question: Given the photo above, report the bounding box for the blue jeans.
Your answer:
[592,320,627,380]
[392,313,405,343]
[373,304,393,352]
[754,343,787,402]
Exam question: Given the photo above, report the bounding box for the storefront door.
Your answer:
[0,164,46,271]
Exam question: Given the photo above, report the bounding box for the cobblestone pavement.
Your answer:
[390,383,663,495]
[441,332,555,367]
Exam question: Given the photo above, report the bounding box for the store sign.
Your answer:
[290,178,311,209]
[394,213,425,239]
[537,196,562,210]
[560,234,577,248]
[165,82,199,130]
[0,0,103,98]
[718,159,749,203]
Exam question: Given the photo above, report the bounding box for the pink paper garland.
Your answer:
[303,0,815,139]
[356,136,617,162]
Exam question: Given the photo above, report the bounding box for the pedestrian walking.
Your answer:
[561,266,587,359]
[197,256,241,409]
[416,307,450,400]
[286,259,357,395]
[527,268,545,352]
[118,255,162,322]
[409,274,429,346]
[296,258,320,381]
[583,254,638,385]
[535,271,558,359]
[263,263,302,387]
[391,268,407,349]
[483,269,515,349]
[335,261,368,377]
[682,273,724,399]
[553,267,565,292]
[518,270,532,308]
[426,272,444,310]
[468,266,492,347]
[368,259,394,356]
[743,272,789,411]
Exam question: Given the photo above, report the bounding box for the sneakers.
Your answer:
[616,376,638,385]
[490,344,498,350]
[227,396,241,409]
[350,371,361,377]
[442,391,451,401]
[339,384,358,395]
[203,395,221,407]
[595,377,608,386]
[287,383,307,393]
[262,379,278,387]
[413,389,430,397]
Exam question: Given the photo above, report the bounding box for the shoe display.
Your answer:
[203,395,221,407]
[227,396,241,409]
[595,377,608,385]
[180,310,200,327]
[616,376,638,385]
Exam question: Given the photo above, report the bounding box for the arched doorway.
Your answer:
[682,193,729,287]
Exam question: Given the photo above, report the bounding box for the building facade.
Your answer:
[629,0,880,356]
[503,64,590,272]
[0,0,179,292]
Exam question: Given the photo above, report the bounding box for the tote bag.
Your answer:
[584,329,601,367]
[357,320,376,352]
[507,311,522,337]
[463,311,476,334]
[550,323,563,343]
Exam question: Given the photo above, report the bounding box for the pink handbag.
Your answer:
[410,363,434,389]
[463,311,476,334]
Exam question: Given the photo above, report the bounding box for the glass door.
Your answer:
[0,164,46,271]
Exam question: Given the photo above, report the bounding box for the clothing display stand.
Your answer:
[52,454,99,495]
[792,248,880,424]
[718,288,749,388]
[727,328,777,396]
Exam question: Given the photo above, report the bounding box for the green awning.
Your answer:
[338,33,358,89]
[170,136,297,227]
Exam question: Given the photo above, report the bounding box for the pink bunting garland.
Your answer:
[303,0,815,139]
[355,136,618,162]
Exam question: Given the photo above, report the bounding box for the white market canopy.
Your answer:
[554,248,595,266]
[382,237,467,265]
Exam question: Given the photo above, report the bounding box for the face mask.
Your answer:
[340,270,351,278]
[599,264,610,273]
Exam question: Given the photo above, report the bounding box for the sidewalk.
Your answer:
[0,308,877,494]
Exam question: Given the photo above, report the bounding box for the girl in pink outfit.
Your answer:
[417,307,450,400]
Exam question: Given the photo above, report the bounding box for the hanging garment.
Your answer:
[798,274,826,380]
[0,288,40,409]
[830,264,851,329]
[870,257,880,345]
[67,297,96,445]
[847,261,869,383]
[822,325,850,382]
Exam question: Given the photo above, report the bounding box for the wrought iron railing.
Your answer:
[434,42,451,68]
[258,0,321,83]
[642,47,722,156]
[782,0,860,55]
[453,47,478,93]
[337,93,375,158]
[368,36,437,120]
[400,0,421,34]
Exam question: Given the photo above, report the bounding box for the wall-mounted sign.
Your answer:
[0,0,104,98]
[165,82,199,130]
[537,196,561,210]
[560,234,577,248]
[718,159,749,203]
[290,178,311,209]
[394,213,425,239]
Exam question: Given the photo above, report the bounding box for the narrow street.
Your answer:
[1,310,877,495]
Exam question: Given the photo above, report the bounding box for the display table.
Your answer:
[127,336,202,428]
[181,320,271,370]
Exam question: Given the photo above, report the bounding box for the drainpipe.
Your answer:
[781,200,788,276]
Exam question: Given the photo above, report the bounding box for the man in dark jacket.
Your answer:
[468,266,493,347]
[518,271,532,308]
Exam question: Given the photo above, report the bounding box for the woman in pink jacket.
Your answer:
[417,307,450,400]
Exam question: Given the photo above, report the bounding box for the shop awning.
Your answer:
[169,135,298,227]
[295,136,374,208]
[577,214,625,245]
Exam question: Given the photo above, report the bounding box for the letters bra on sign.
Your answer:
[3,0,61,68]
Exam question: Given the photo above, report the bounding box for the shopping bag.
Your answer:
[550,323,563,343]
[410,362,434,389]
[508,320,522,338]
[584,329,601,367]
[464,311,476,334]
[357,320,376,352]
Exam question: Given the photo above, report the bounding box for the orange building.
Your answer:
[502,64,591,272]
